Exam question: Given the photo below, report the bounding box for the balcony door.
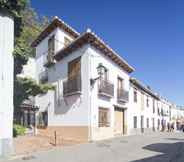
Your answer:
[118,77,123,89]
[117,77,123,97]
[68,57,81,80]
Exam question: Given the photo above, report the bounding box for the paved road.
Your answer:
[4,132,184,162]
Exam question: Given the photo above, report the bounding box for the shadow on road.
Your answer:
[131,142,184,162]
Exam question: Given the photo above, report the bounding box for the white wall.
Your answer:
[35,32,132,140]
[0,13,14,156]
[88,46,130,140]
[35,27,74,82]
[35,45,90,126]
[128,84,161,135]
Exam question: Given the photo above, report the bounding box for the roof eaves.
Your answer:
[31,16,80,47]
[54,30,134,73]
[130,78,159,99]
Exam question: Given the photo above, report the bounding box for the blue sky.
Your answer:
[31,0,184,105]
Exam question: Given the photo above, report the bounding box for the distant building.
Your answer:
[0,12,14,156]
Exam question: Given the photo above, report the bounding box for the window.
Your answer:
[133,116,137,128]
[153,99,155,113]
[146,96,149,107]
[68,57,81,79]
[134,89,137,103]
[147,118,149,128]
[117,77,124,97]
[99,108,109,127]
[157,108,160,116]
[157,119,160,130]
[117,77,124,90]
[64,37,71,47]
[48,35,55,56]
[152,118,155,131]
[141,116,144,129]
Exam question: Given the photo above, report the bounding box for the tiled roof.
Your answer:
[54,29,134,73]
[130,77,160,99]
[31,16,79,47]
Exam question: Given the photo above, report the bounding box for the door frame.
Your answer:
[114,107,125,135]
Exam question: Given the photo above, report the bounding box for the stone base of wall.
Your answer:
[37,126,89,143]
[0,138,14,157]
[91,127,114,141]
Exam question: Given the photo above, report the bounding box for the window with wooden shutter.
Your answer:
[68,57,81,80]
[117,77,123,90]
[48,35,55,57]
[99,108,109,127]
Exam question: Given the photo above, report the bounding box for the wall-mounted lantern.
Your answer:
[90,63,106,86]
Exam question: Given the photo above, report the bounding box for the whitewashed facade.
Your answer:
[23,16,184,141]
[0,13,14,156]
[31,17,134,141]
[128,78,162,135]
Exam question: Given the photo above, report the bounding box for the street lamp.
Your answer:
[90,63,106,86]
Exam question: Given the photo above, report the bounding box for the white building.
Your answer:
[0,12,14,156]
[30,17,134,141]
[128,78,162,135]
[19,16,184,141]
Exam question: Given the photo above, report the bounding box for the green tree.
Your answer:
[13,1,53,111]
[1,0,54,110]
[0,0,27,37]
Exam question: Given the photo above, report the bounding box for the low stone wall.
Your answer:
[37,126,89,143]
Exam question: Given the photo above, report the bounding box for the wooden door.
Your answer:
[114,109,124,135]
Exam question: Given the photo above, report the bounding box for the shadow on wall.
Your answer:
[131,141,184,162]
[54,94,82,115]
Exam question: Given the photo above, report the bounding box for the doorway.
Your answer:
[114,107,125,135]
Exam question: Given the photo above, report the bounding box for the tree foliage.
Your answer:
[1,0,53,110]
[14,77,55,109]
[0,0,27,37]
[14,1,49,76]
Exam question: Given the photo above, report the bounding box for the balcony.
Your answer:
[63,75,81,96]
[117,89,129,103]
[39,71,48,84]
[98,79,114,97]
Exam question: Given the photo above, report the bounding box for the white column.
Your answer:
[0,12,14,156]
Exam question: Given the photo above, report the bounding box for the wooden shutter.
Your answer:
[118,77,123,89]
[99,108,109,127]
[68,57,81,79]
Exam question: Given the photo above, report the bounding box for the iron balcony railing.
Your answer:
[117,88,129,103]
[63,75,81,96]
[39,70,48,84]
[98,79,114,97]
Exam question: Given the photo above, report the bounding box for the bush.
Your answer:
[13,124,26,137]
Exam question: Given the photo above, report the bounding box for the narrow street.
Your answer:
[4,132,184,162]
